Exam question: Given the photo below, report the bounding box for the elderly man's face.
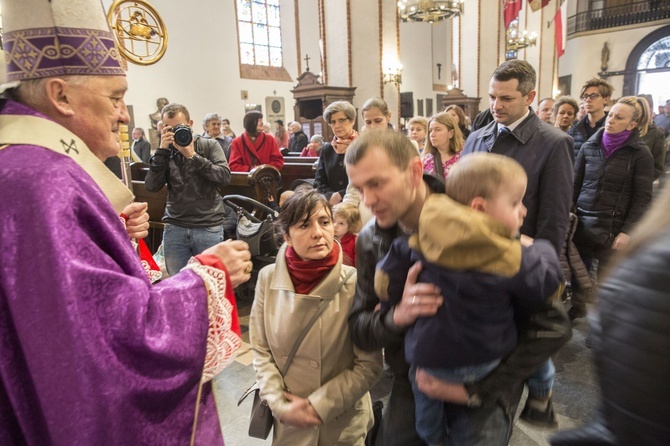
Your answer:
[68,76,130,161]
[206,119,222,137]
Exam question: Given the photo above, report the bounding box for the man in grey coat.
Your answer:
[463,59,574,428]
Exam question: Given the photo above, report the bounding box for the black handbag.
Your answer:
[239,298,332,439]
[248,386,274,439]
[575,207,616,249]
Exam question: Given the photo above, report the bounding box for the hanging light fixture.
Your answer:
[505,19,537,57]
[398,0,464,23]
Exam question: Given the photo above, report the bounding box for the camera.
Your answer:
[171,124,193,147]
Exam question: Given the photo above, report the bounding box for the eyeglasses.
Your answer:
[581,93,603,101]
[329,118,350,126]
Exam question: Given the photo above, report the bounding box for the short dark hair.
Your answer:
[492,60,536,96]
[243,110,263,136]
[161,103,190,121]
[278,189,332,236]
[345,129,418,170]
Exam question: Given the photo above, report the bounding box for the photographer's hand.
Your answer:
[159,126,173,150]
[174,140,195,159]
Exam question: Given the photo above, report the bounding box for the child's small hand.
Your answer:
[519,234,534,247]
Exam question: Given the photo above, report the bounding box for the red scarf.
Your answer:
[285,243,340,294]
[332,130,359,154]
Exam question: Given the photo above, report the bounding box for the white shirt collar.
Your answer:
[500,109,531,133]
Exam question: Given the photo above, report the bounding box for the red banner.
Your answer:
[504,0,522,29]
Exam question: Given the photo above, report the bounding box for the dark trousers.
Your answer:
[378,374,427,446]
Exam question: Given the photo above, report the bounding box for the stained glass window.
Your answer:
[237,0,283,67]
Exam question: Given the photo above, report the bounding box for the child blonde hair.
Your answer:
[332,202,362,234]
[444,153,527,205]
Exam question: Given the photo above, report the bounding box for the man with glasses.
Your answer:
[568,78,614,160]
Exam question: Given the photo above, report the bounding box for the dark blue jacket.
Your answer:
[463,110,574,254]
[568,114,607,161]
[378,235,562,369]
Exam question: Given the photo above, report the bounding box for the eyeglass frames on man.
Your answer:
[581,93,603,101]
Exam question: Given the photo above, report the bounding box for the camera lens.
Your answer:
[173,125,193,146]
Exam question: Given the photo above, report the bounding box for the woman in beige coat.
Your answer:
[250,190,382,445]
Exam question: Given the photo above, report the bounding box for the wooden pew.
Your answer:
[282,156,318,164]
[279,161,317,192]
[129,162,149,181]
[131,165,281,253]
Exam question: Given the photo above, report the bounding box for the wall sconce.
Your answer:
[383,65,403,87]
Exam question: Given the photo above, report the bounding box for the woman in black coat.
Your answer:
[570,96,654,320]
[551,177,670,446]
[314,101,358,205]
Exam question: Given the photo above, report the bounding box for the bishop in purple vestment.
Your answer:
[0,0,250,444]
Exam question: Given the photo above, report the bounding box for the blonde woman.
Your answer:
[570,96,654,320]
[423,112,465,180]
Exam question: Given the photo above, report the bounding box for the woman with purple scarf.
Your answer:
[569,96,654,321]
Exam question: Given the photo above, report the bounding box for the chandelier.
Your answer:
[506,20,537,52]
[398,0,464,23]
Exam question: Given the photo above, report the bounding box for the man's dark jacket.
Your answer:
[145,136,231,227]
[568,114,606,161]
[288,130,308,154]
[551,230,670,446]
[463,110,574,254]
[133,137,152,163]
[349,174,571,445]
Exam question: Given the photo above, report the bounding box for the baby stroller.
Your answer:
[222,195,280,301]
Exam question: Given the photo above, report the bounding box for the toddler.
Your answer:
[375,153,564,446]
[332,202,362,267]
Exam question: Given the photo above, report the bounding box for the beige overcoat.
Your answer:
[250,244,382,445]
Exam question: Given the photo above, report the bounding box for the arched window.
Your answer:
[623,25,670,108]
[237,0,283,67]
[637,36,670,70]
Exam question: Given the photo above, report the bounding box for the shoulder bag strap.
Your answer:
[280,268,355,376]
[237,269,355,405]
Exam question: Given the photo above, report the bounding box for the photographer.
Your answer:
[146,103,232,275]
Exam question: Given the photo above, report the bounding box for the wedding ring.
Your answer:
[412,295,417,305]
[244,261,253,274]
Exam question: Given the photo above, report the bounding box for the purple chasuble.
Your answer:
[0,99,224,445]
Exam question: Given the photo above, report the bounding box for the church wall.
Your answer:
[323,0,349,88]
[297,0,322,80]
[103,0,306,137]
[350,0,381,117]
[399,22,437,119]
[379,0,400,127]
[559,23,667,99]
[459,2,482,112]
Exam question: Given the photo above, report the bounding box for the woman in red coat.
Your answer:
[229,111,285,172]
